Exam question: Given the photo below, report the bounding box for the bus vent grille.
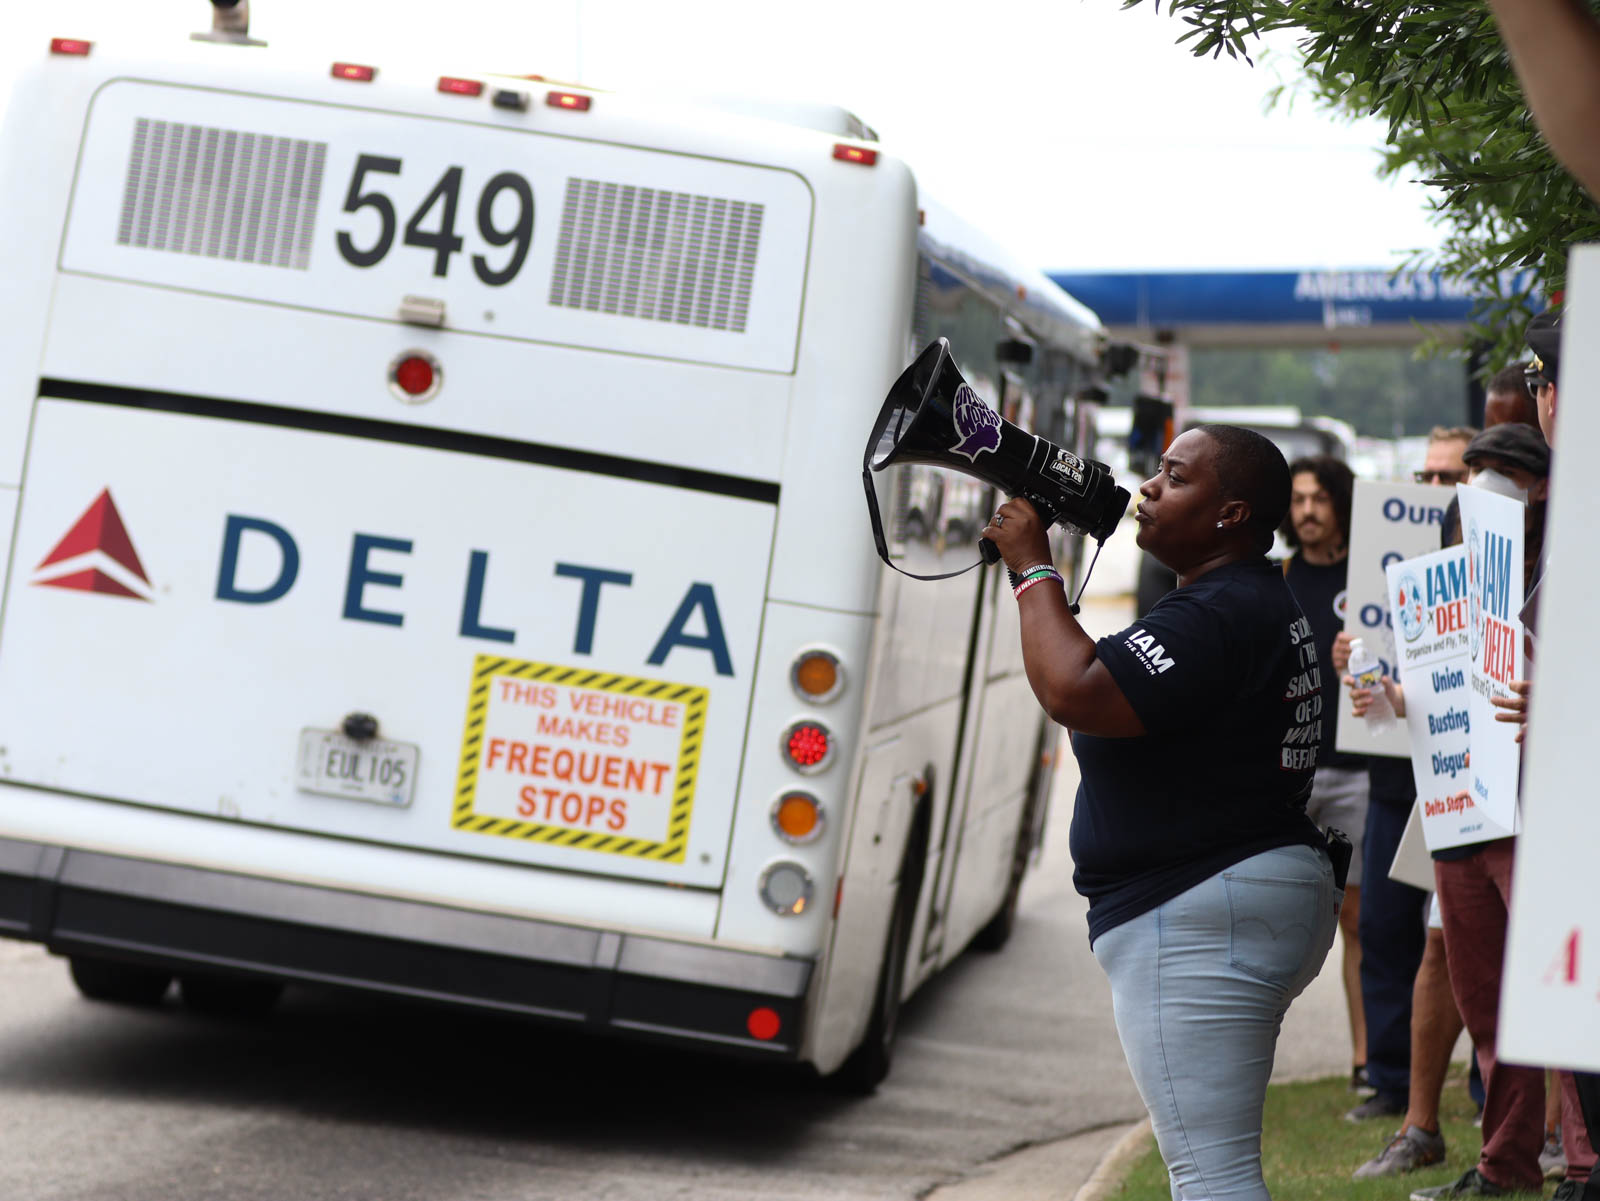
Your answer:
[115,118,328,271]
[548,178,763,332]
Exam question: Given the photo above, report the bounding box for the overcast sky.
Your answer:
[7,0,1447,274]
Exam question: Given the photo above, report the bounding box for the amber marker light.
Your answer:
[790,648,843,703]
[771,791,824,845]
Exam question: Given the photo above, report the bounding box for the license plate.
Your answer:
[295,729,419,808]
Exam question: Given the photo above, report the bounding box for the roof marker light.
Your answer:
[547,90,592,111]
[331,62,377,82]
[50,38,93,56]
[833,144,878,166]
[438,77,484,97]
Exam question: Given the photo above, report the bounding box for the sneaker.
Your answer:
[1549,1182,1580,1201]
[1408,1167,1519,1199]
[1541,1129,1567,1180]
[1353,1125,1447,1179]
[1352,1064,1378,1095]
[1345,1093,1407,1122]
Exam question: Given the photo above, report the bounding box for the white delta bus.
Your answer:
[0,6,1109,1089]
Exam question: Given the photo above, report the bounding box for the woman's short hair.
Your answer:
[1280,454,1355,550]
[1194,425,1290,555]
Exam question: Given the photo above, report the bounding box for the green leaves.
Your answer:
[1127,0,1600,366]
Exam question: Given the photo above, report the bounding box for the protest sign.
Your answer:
[1337,479,1454,756]
[1502,244,1600,1073]
[1386,546,1513,850]
[1454,484,1524,833]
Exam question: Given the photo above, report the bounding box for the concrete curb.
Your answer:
[1073,1119,1153,1201]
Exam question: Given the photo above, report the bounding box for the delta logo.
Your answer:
[30,489,153,601]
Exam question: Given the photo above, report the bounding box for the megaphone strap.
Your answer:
[860,464,984,581]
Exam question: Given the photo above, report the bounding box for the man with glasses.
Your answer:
[1414,427,1477,487]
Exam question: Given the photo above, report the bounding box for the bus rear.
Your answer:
[0,31,913,1063]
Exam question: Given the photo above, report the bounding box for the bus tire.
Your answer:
[179,973,284,1018]
[831,871,915,1095]
[68,955,172,1006]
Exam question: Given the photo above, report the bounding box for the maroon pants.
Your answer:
[1436,841,1547,1192]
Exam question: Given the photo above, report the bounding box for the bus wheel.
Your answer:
[179,973,284,1018]
[69,955,172,1006]
[831,876,914,1095]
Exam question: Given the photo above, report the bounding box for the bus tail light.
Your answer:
[547,91,591,111]
[771,791,824,844]
[759,861,813,916]
[746,1007,781,1040]
[782,721,833,773]
[332,62,377,82]
[51,38,93,56]
[833,144,877,166]
[790,648,843,703]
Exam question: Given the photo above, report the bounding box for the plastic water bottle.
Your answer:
[1346,637,1396,735]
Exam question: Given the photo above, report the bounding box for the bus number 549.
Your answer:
[335,154,534,286]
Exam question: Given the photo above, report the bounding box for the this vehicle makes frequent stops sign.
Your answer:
[454,655,708,861]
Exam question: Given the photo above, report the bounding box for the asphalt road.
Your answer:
[0,600,1352,1201]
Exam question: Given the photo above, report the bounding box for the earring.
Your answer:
[1216,521,1224,529]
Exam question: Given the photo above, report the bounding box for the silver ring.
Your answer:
[994,513,1005,527]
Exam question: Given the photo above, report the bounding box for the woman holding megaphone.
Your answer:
[983,424,1341,1201]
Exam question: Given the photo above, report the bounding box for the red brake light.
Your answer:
[783,721,833,772]
[833,144,878,166]
[50,38,93,57]
[437,77,483,96]
[546,91,591,111]
[331,63,377,82]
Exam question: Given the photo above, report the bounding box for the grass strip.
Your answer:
[1108,1063,1560,1201]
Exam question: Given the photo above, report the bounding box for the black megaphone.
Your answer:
[862,338,1130,579]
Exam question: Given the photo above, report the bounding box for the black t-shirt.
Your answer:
[1282,553,1364,770]
[1069,558,1328,944]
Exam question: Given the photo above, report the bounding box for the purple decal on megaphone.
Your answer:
[950,385,1001,461]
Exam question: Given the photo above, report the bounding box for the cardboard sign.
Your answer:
[1455,484,1524,833]
[1387,546,1512,850]
[1502,243,1600,1072]
[1338,479,1456,756]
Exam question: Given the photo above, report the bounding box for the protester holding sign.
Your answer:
[1281,455,1372,1099]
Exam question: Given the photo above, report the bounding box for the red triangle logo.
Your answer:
[36,489,150,585]
[34,567,145,599]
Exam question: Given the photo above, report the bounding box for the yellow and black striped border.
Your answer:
[453,654,708,861]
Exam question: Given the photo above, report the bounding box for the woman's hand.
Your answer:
[1491,679,1530,743]
[982,498,1052,574]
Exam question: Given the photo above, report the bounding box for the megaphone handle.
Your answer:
[978,537,1001,565]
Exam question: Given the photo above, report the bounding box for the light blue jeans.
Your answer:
[1092,845,1340,1201]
